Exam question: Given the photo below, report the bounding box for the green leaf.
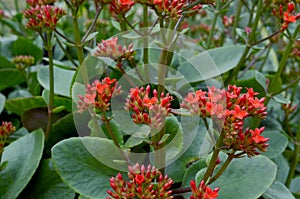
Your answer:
[8,89,32,99]
[273,155,289,183]
[0,55,15,69]
[5,96,72,115]
[0,129,45,199]
[290,177,300,193]
[52,137,126,199]
[0,69,26,91]
[178,45,245,83]
[0,36,17,58]
[18,159,75,199]
[263,180,295,199]
[37,66,76,97]
[45,113,77,155]
[0,92,5,114]
[13,37,43,63]
[211,155,277,199]
[273,94,291,104]
[181,159,207,187]
[263,131,288,159]
[236,70,267,98]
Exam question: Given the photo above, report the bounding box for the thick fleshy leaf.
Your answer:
[13,37,43,63]
[178,45,245,83]
[0,69,26,91]
[273,155,290,183]
[52,137,125,199]
[290,177,300,193]
[263,131,288,159]
[18,159,75,199]
[38,66,75,97]
[0,55,15,69]
[0,129,44,199]
[0,92,5,114]
[5,96,72,115]
[263,180,295,199]
[211,155,277,199]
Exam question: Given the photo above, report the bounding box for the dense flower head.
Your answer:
[181,85,269,157]
[12,55,35,71]
[135,0,203,19]
[77,77,122,113]
[109,0,135,15]
[125,85,173,131]
[24,4,66,32]
[272,2,300,31]
[106,163,173,199]
[0,122,16,154]
[190,180,219,199]
[26,0,55,6]
[94,37,134,63]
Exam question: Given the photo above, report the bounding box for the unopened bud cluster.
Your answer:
[0,122,16,154]
[94,37,134,65]
[181,85,269,157]
[12,55,35,71]
[125,85,173,132]
[107,164,173,199]
[24,4,66,32]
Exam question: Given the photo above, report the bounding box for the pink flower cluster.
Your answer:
[77,77,122,113]
[181,85,269,157]
[110,0,135,15]
[24,4,66,32]
[190,180,219,199]
[107,164,173,199]
[125,85,173,131]
[94,37,134,63]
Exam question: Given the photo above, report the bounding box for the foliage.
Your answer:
[0,0,300,199]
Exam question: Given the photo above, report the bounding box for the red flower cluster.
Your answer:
[24,4,66,32]
[107,164,173,199]
[109,0,135,15]
[272,2,300,31]
[181,85,269,157]
[0,122,16,154]
[77,77,122,113]
[94,37,134,63]
[26,0,55,6]
[135,0,202,19]
[125,85,173,131]
[190,180,219,199]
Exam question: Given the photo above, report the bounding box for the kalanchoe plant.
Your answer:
[1,0,300,198]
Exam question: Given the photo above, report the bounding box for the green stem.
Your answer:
[102,112,130,164]
[45,32,54,140]
[143,5,150,82]
[225,0,263,84]
[232,1,242,42]
[208,153,234,184]
[206,0,221,49]
[72,9,85,64]
[202,130,225,182]
[266,24,300,104]
[81,6,102,43]
[286,116,300,187]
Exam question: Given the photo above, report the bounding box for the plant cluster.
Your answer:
[0,0,299,199]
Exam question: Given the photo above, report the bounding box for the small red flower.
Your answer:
[109,0,135,15]
[135,174,145,185]
[190,180,219,199]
